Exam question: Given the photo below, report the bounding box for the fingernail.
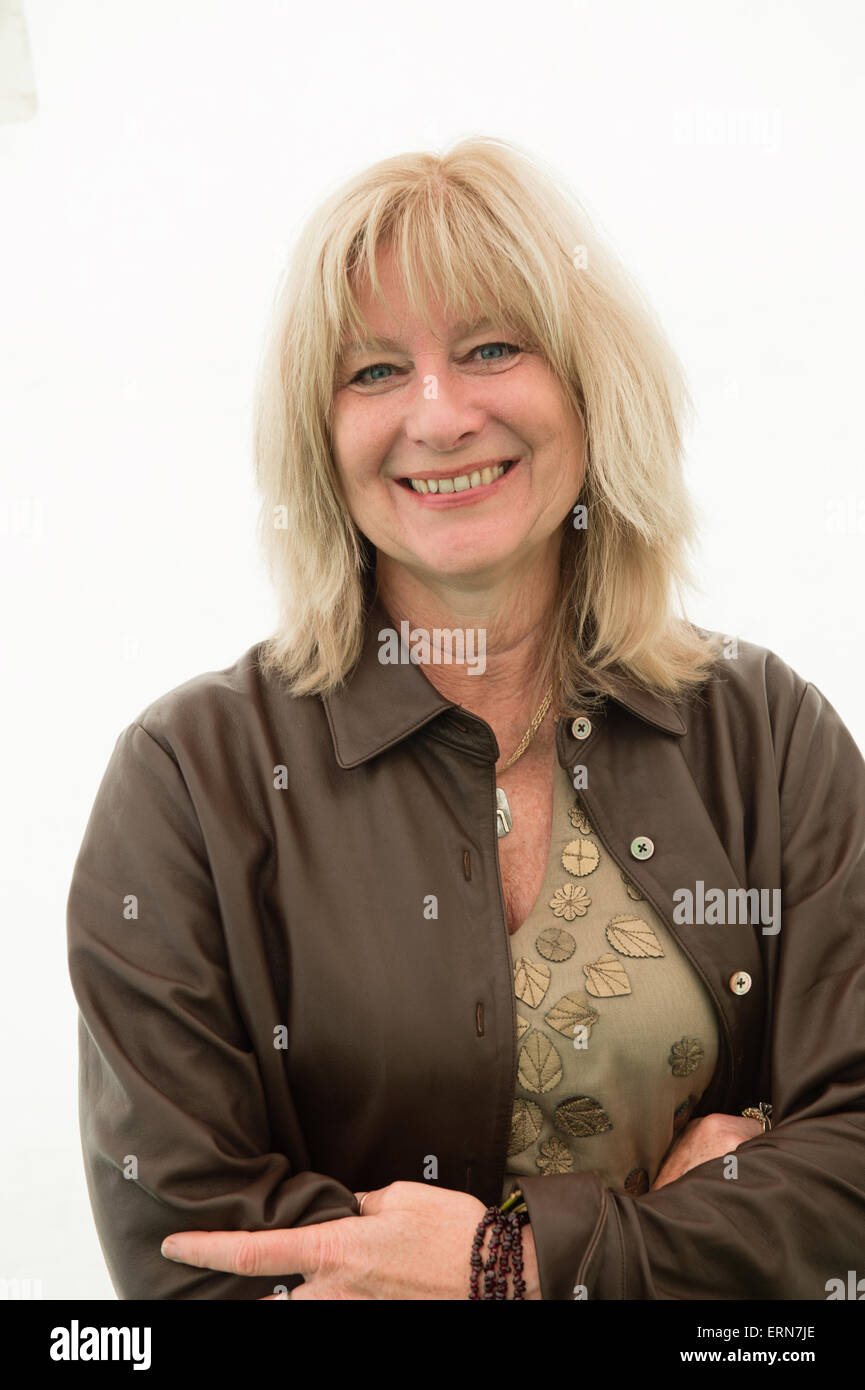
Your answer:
[161,1239,180,1261]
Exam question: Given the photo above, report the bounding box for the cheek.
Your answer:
[503,382,573,451]
[332,411,390,483]
[336,458,389,522]
[330,399,362,463]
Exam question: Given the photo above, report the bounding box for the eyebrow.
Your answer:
[339,317,499,357]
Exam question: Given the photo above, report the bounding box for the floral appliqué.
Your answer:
[669,1037,704,1077]
[548,884,591,920]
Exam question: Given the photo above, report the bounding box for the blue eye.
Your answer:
[474,342,522,361]
[348,341,523,386]
[350,363,394,384]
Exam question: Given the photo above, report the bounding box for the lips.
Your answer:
[396,459,519,494]
[397,455,522,505]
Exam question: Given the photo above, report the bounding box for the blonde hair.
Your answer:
[252,135,724,716]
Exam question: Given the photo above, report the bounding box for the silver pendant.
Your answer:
[495,785,513,837]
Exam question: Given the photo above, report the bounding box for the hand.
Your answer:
[651,1112,765,1190]
[160,1180,543,1300]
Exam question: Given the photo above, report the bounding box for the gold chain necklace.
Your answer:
[495,683,555,837]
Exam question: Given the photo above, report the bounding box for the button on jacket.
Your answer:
[66,594,865,1300]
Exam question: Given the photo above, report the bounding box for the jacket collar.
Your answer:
[322,591,687,768]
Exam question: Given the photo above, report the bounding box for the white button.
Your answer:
[630,836,654,860]
[571,717,592,740]
[729,971,752,995]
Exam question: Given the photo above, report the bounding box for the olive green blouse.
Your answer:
[501,760,719,1203]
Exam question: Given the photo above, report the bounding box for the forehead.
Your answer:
[339,315,499,356]
[340,244,503,353]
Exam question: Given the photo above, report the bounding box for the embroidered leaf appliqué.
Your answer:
[515,1013,530,1040]
[508,1098,544,1155]
[583,952,632,997]
[554,1095,614,1137]
[536,926,576,961]
[518,1030,563,1094]
[544,992,600,1039]
[621,872,644,901]
[624,1167,649,1195]
[561,838,600,877]
[513,957,551,1008]
[605,914,664,958]
[673,1095,696,1136]
[536,1136,574,1174]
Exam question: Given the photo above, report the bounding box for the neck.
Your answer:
[373,545,562,766]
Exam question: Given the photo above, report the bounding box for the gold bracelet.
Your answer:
[741,1101,773,1132]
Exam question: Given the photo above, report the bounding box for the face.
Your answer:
[329,245,587,586]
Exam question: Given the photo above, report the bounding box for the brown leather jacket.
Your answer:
[66,594,865,1299]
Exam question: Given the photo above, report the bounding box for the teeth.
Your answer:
[408,461,511,494]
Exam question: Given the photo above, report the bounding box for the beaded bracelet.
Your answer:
[469,1188,530,1299]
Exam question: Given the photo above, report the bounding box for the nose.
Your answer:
[401,355,488,452]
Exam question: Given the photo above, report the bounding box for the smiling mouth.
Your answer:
[396,460,519,494]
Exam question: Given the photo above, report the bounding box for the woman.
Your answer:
[67,136,865,1300]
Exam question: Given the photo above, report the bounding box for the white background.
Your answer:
[1,0,862,1299]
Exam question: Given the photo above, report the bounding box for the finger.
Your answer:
[349,1180,434,1217]
[650,1167,676,1190]
[351,1186,388,1217]
[161,1226,320,1277]
[651,1153,690,1189]
[740,1118,765,1139]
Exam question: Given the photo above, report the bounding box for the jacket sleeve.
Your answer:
[67,719,359,1300]
[518,675,865,1299]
